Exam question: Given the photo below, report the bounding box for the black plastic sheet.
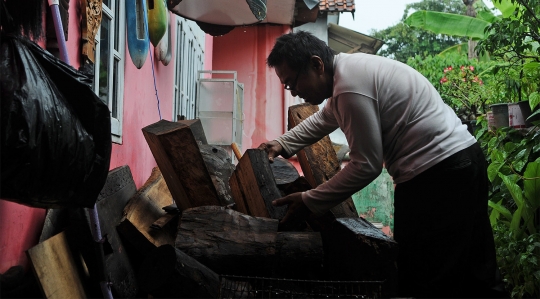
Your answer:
[0,34,112,208]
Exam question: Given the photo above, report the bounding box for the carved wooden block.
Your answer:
[81,0,102,62]
[142,120,221,210]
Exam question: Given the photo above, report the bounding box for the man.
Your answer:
[258,31,502,298]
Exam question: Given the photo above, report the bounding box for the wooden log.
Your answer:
[200,144,235,206]
[271,157,300,187]
[150,213,179,230]
[142,119,222,210]
[229,149,286,219]
[175,206,324,278]
[177,119,208,145]
[95,165,138,298]
[138,244,220,298]
[27,231,87,299]
[117,167,177,256]
[321,217,399,296]
[274,232,324,279]
[288,103,358,218]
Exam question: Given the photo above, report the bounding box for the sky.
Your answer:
[338,0,496,35]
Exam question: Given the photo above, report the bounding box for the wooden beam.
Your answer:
[27,231,87,299]
[142,119,221,210]
[288,103,358,218]
[95,165,138,298]
[117,167,176,256]
[176,119,208,145]
[322,217,398,296]
[229,149,286,219]
[175,206,324,278]
[138,244,221,298]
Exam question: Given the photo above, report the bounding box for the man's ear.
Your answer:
[310,55,324,74]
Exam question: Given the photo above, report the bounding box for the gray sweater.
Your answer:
[276,53,476,215]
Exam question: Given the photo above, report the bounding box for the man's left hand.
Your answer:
[273,192,311,230]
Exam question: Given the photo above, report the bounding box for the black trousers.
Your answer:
[393,143,502,298]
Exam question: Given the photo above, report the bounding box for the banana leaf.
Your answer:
[404,11,490,40]
[492,0,518,18]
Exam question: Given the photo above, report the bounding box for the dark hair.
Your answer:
[267,31,334,73]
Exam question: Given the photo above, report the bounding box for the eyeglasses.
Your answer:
[284,68,302,91]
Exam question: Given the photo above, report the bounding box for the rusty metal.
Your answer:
[220,275,383,299]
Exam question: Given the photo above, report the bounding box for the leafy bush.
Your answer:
[476,117,540,299]
[439,65,492,120]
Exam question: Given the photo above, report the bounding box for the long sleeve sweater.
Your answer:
[276,53,476,215]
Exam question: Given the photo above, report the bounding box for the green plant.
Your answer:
[492,224,540,299]
[476,0,540,104]
[476,117,540,298]
[439,64,491,120]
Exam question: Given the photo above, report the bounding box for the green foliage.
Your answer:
[476,117,540,298]
[371,0,467,62]
[476,0,540,62]
[492,224,540,299]
[476,0,540,103]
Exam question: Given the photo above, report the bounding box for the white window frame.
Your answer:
[94,0,125,144]
[173,16,205,121]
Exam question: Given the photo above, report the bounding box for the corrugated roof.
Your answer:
[319,0,355,12]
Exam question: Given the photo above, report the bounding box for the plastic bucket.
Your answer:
[490,103,509,129]
[487,111,495,129]
[508,101,531,128]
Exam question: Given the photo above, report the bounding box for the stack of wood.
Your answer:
[24,107,398,299]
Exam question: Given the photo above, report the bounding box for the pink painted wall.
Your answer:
[0,0,85,273]
[109,12,177,188]
[1,6,298,275]
[0,7,179,273]
[212,25,290,152]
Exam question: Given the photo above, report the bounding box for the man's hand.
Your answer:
[273,192,311,231]
[257,140,283,163]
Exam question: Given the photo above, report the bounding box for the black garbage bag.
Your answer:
[0,33,112,209]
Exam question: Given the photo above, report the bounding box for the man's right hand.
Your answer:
[257,140,283,163]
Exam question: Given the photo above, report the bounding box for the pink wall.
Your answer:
[109,12,177,188]
[0,0,84,274]
[0,8,179,273]
[212,25,290,152]
[1,8,297,275]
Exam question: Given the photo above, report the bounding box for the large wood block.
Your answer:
[142,119,221,210]
[176,119,208,145]
[117,167,176,256]
[322,217,398,296]
[175,206,324,278]
[27,231,87,299]
[95,165,138,298]
[288,103,358,218]
[138,244,220,298]
[229,149,286,219]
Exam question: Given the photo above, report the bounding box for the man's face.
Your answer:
[274,59,329,106]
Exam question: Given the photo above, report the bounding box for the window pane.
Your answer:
[114,1,120,51]
[112,59,118,118]
[103,0,110,9]
[99,17,111,104]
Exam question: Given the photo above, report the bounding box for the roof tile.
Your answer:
[319,0,355,12]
